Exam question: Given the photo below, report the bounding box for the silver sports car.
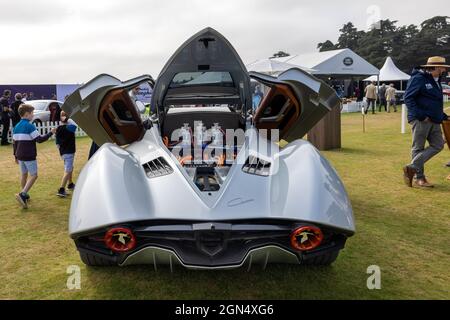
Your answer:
[63,28,355,270]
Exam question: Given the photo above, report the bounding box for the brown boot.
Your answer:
[403,166,416,187]
[414,178,434,188]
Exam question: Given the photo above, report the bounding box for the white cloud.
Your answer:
[0,0,446,83]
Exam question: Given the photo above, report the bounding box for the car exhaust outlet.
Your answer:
[104,227,137,252]
[290,225,323,251]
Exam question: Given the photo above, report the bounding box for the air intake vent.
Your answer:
[143,157,173,178]
[242,156,271,177]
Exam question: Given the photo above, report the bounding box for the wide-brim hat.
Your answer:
[421,56,450,68]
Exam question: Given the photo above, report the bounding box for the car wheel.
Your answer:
[79,251,116,266]
[302,249,340,266]
[32,119,42,126]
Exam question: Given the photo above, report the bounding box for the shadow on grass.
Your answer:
[82,261,382,299]
[324,147,376,156]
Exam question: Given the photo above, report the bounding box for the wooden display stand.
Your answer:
[307,104,341,150]
[443,120,450,150]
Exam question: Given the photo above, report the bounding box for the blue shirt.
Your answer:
[12,119,53,160]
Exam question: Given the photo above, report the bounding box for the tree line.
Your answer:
[316,16,449,74]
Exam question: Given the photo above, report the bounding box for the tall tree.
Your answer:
[356,19,398,68]
[317,40,336,52]
[335,22,365,50]
[416,16,450,63]
[391,24,420,71]
[317,16,450,74]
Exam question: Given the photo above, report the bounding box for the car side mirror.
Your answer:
[135,100,146,114]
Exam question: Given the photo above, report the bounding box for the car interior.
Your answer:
[98,88,145,146]
[161,105,245,139]
[253,83,301,139]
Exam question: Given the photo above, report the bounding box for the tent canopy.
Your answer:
[246,58,315,75]
[364,57,410,82]
[274,48,379,77]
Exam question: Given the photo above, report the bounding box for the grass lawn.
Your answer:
[0,109,449,299]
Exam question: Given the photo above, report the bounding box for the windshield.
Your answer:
[28,101,48,111]
[169,72,234,88]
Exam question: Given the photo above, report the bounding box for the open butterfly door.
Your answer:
[249,68,341,143]
[62,74,154,146]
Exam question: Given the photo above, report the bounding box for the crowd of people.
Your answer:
[0,93,78,209]
[1,56,450,209]
[0,90,60,145]
[358,56,450,185]
[363,82,398,114]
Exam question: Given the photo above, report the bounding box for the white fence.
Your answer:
[5,114,152,143]
[3,101,449,142]
[341,101,365,113]
[5,121,87,143]
[341,95,449,113]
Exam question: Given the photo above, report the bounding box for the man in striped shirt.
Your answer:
[13,104,56,209]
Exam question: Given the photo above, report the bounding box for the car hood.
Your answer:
[69,129,354,236]
[151,27,252,112]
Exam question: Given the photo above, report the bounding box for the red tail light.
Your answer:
[104,227,136,252]
[290,226,323,251]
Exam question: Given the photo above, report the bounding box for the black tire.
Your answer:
[302,249,340,266]
[32,119,42,126]
[79,251,116,266]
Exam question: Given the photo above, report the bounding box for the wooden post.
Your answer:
[307,104,341,150]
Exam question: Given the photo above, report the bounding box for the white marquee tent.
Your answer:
[274,48,379,77]
[364,57,410,82]
[246,58,315,75]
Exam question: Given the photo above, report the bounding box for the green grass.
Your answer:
[0,110,449,299]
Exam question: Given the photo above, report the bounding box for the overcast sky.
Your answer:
[0,0,446,83]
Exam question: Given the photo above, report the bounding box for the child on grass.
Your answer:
[55,111,77,197]
[13,104,55,208]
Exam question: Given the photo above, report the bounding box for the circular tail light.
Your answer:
[290,226,323,251]
[104,227,136,252]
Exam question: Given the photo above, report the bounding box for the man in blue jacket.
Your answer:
[403,56,449,188]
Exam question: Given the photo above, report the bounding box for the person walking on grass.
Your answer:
[378,83,387,112]
[13,104,56,208]
[55,111,77,197]
[11,93,24,128]
[1,89,12,145]
[403,56,449,188]
[386,83,397,113]
[364,81,377,114]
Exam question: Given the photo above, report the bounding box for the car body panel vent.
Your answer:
[143,157,173,178]
[242,156,271,177]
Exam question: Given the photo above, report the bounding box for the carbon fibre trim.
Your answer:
[119,245,300,270]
